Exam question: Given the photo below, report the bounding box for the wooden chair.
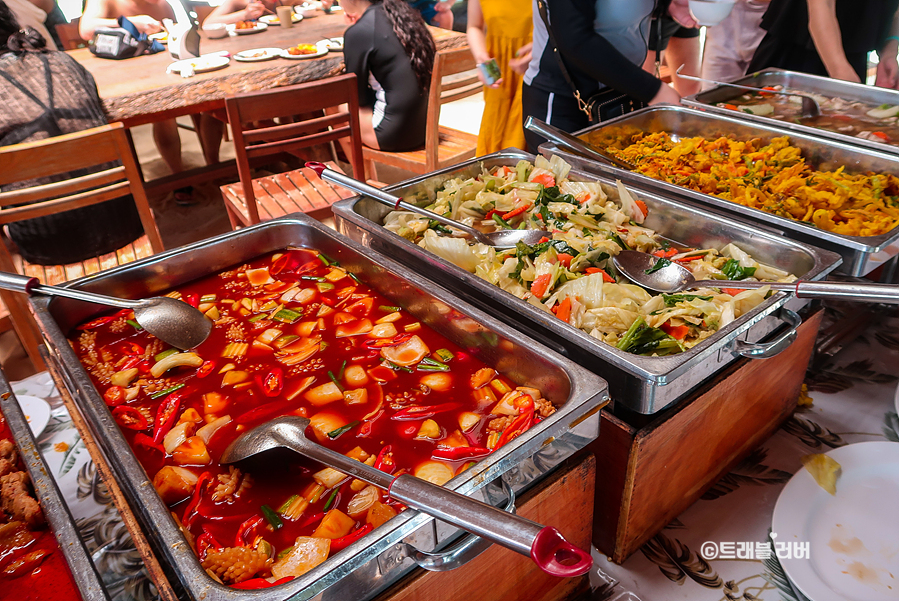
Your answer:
[55,19,86,50]
[220,73,365,228]
[363,46,481,177]
[0,122,165,370]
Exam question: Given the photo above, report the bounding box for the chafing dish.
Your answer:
[332,149,841,414]
[0,372,110,601]
[29,214,608,601]
[684,68,899,157]
[538,105,899,276]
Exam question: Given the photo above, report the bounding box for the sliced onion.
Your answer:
[163,421,194,455]
[197,415,231,444]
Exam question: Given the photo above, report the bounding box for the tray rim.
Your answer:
[29,213,609,601]
[0,372,111,601]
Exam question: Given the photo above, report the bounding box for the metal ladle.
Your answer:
[221,416,593,577]
[305,162,551,248]
[0,272,212,348]
[612,250,899,303]
[675,65,821,119]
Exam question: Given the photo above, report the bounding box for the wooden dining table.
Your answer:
[66,12,468,193]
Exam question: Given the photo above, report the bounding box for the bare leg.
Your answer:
[198,114,225,165]
[153,119,183,174]
[641,50,663,76]
[326,104,379,160]
[665,36,702,96]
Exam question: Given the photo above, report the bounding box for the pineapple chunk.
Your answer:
[801,454,841,495]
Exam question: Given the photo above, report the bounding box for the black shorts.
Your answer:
[648,14,700,52]
[521,84,590,154]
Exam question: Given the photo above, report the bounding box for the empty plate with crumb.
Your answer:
[234,47,282,62]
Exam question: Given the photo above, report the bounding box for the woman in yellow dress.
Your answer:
[467,0,532,154]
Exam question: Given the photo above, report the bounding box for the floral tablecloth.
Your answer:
[10,304,899,601]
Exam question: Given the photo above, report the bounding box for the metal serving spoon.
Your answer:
[675,65,821,119]
[0,272,212,348]
[305,162,550,248]
[613,250,899,303]
[523,117,637,170]
[221,416,593,577]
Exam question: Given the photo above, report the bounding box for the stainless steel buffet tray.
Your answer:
[332,149,841,415]
[538,105,899,276]
[684,68,899,157]
[0,371,110,601]
[28,214,608,601]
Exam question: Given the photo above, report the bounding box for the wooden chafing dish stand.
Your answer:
[46,351,597,601]
[592,305,823,563]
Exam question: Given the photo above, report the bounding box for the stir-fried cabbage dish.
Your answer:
[383,156,797,356]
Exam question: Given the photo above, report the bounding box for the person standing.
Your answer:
[467,0,532,153]
[642,13,702,96]
[701,0,769,86]
[747,0,899,86]
[521,0,693,153]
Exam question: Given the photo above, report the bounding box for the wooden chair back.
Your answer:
[224,73,364,224]
[55,19,86,50]
[0,122,164,368]
[423,46,481,169]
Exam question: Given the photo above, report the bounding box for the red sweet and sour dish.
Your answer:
[0,413,81,601]
[68,247,555,588]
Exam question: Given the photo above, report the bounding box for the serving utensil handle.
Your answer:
[692,279,899,304]
[524,117,635,170]
[0,271,138,308]
[305,162,484,239]
[388,475,593,577]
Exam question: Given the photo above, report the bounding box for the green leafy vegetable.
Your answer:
[608,232,630,251]
[616,318,672,355]
[645,258,672,275]
[721,259,757,280]
[661,294,713,307]
[428,220,453,235]
[261,505,283,530]
[327,420,359,439]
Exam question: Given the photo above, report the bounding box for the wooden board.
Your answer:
[67,17,467,125]
[591,307,824,563]
[373,453,595,601]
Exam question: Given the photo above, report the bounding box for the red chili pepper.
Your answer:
[374,445,395,474]
[120,356,142,371]
[537,236,550,244]
[652,248,679,259]
[494,405,535,449]
[235,516,265,547]
[232,577,294,590]
[872,131,891,142]
[196,360,216,379]
[256,367,284,397]
[235,398,299,425]
[112,406,148,431]
[329,524,374,553]
[362,333,413,349]
[152,392,184,444]
[77,315,117,330]
[136,359,152,375]
[391,402,461,421]
[431,446,491,461]
[182,471,213,529]
[103,386,127,407]
[196,529,223,560]
[298,512,325,530]
[484,209,501,221]
[118,341,145,356]
[133,433,164,454]
[674,254,704,263]
[183,293,200,308]
[271,251,303,275]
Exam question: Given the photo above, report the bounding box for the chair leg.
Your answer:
[364,159,378,182]
[0,290,46,372]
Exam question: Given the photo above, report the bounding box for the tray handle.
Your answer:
[728,307,801,359]
[399,477,516,572]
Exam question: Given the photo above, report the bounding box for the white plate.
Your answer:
[168,55,231,74]
[148,31,168,44]
[230,21,268,34]
[280,44,328,59]
[16,395,50,437]
[234,47,282,62]
[772,441,899,601]
[318,36,343,51]
[259,13,303,25]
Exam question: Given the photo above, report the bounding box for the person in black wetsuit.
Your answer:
[747,0,899,87]
[341,0,436,151]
